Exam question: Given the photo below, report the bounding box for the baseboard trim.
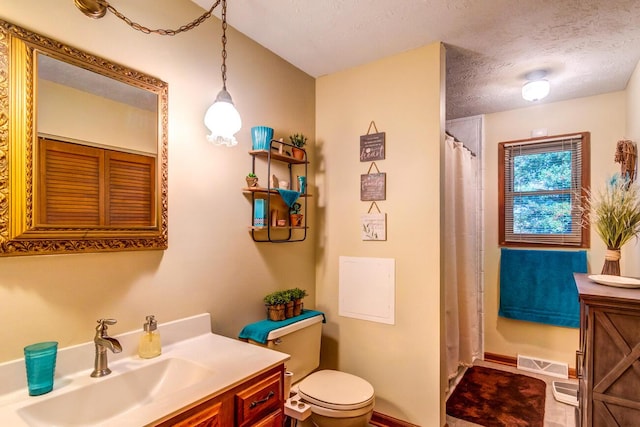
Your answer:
[484,352,577,379]
[484,352,516,367]
[370,411,420,427]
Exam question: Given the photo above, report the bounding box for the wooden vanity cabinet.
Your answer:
[170,401,223,427]
[234,370,283,426]
[574,273,640,426]
[150,364,284,427]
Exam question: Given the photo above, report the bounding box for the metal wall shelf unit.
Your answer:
[244,139,309,242]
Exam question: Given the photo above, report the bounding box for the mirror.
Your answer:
[0,19,168,256]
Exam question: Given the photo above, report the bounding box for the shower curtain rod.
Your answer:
[446,131,476,157]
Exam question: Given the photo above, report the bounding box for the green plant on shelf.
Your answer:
[289,133,307,148]
[290,202,302,215]
[246,172,258,187]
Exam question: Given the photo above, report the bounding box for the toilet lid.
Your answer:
[298,370,375,410]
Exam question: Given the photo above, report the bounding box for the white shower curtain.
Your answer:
[444,134,480,382]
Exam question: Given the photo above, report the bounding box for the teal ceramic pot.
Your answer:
[251,126,274,150]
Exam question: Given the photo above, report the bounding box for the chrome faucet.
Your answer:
[90,318,122,378]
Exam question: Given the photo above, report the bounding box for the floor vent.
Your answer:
[517,354,568,379]
[552,381,579,406]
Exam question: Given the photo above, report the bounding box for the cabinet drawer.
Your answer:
[170,401,222,427]
[235,371,283,426]
[252,409,283,427]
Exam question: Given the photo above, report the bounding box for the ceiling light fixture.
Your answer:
[74,0,241,146]
[522,70,550,102]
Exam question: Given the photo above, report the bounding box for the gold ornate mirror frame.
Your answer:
[0,19,168,256]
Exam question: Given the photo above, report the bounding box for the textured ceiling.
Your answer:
[193,0,640,119]
[38,54,157,111]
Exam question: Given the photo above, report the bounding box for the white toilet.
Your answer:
[251,314,375,426]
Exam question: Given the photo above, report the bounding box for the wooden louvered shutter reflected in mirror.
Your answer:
[37,138,155,228]
[38,138,103,226]
[106,151,155,227]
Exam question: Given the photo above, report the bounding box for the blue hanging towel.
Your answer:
[499,248,587,328]
[277,189,301,208]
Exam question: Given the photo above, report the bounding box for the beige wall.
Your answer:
[0,0,315,361]
[484,91,627,367]
[316,43,445,425]
[38,80,157,154]
[624,59,640,277]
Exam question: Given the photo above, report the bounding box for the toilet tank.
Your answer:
[254,314,323,384]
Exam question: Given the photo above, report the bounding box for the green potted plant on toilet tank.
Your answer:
[263,291,288,321]
[289,287,308,316]
[263,288,308,320]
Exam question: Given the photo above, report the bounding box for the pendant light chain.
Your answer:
[104,0,222,36]
[220,0,228,90]
[73,0,241,144]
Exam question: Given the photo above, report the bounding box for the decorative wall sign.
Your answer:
[360,121,385,162]
[360,133,385,162]
[360,173,386,201]
[360,162,386,201]
[361,202,387,241]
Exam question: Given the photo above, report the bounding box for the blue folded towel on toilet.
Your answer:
[499,248,587,328]
[238,309,326,344]
[277,189,301,208]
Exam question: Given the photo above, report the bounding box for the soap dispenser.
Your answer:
[138,315,161,359]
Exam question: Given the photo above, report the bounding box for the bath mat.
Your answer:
[446,366,546,427]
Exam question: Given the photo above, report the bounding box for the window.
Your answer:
[499,132,590,247]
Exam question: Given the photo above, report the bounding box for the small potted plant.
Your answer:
[289,287,308,316]
[289,133,307,160]
[282,290,295,318]
[290,202,303,227]
[246,172,258,188]
[263,291,287,321]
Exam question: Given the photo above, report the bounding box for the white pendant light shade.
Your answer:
[205,88,242,147]
[522,79,550,102]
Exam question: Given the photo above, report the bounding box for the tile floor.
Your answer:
[446,360,577,427]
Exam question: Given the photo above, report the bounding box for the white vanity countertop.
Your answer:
[0,313,289,426]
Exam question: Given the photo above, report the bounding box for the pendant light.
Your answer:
[204,0,242,146]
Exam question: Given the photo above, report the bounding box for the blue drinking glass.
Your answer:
[24,341,58,396]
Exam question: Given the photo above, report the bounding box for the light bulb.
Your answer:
[204,88,242,147]
[522,79,550,102]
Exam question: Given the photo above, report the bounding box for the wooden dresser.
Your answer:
[574,273,640,426]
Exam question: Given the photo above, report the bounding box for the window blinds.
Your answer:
[502,133,586,246]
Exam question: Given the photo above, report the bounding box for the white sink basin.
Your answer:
[17,358,214,427]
